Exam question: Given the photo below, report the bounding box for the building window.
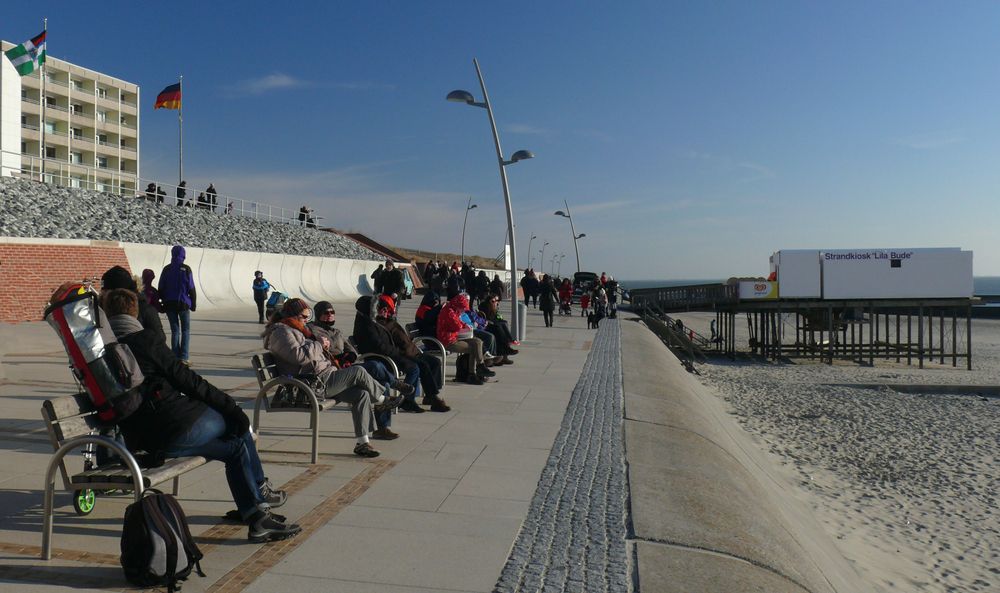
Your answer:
[21,142,26,154]
[69,176,82,189]
[97,110,107,123]
[97,156,109,169]
[71,151,83,164]
[45,96,57,107]
[97,133,108,144]
[72,80,83,91]
[71,103,83,115]
[45,147,57,159]
[44,121,56,134]
[96,87,107,99]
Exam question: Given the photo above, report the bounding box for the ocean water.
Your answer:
[622,277,1000,295]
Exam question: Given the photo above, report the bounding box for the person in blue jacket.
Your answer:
[158,245,197,364]
[252,271,271,324]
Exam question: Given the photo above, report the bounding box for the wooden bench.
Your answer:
[40,393,208,560]
[250,352,400,464]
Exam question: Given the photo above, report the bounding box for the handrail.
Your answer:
[3,148,332,226]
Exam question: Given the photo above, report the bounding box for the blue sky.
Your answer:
[6,1,1000,280]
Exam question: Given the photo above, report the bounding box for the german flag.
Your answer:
[154,83,181,110]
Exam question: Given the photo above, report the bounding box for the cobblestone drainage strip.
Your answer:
[494,320,631,593]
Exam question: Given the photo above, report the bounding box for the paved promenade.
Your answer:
[0,300,611,592]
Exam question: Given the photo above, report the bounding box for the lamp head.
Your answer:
[468,204,478,210]
[576,233,586,239]
[509,150,534,163]
[447,90,476,104]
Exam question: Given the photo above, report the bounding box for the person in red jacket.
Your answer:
[436,293,488,385]
[558,278,573,315]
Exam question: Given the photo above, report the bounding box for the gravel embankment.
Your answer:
[0,177,382,260]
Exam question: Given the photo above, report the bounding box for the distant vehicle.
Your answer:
[571,271,599,303]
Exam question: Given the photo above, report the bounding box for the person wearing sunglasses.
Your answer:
[307,300,415,439]
[263,298,402,457]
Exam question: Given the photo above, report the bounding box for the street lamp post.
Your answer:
[461,196,477,263]
[448,59,534,340]
[554,199,584,273]
[557,253,566,277]
[526,234,537,269]
[539,241,550,274]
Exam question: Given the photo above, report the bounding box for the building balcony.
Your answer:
[45,102,70,113]
[21,95,40,105]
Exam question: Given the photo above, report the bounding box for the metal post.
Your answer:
[473,59,521,340]
[461,196,474,262]
[563,199,582,273]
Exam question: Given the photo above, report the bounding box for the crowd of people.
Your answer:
[83,250,617,548]
[519,269,619,328]
[143,181,223,212]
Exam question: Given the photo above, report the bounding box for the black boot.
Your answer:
[454,354,469,381]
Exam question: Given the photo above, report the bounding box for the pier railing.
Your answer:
[630,283,738,313]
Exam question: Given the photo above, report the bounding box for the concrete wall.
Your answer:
[0,236,382,322]
[621,320,867,592]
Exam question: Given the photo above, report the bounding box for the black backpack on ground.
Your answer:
[120,489,205,592]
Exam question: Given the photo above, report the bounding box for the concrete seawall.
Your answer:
[122,242,381,309]
[621,320,868,592]
[0,236,382,321]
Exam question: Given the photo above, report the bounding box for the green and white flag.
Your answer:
[5,30,47,76]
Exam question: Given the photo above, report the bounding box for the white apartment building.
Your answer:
[0,40,139,194]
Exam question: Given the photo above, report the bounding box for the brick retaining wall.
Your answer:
[0,240,130,322]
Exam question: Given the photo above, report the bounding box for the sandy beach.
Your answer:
[671,312,1000,593]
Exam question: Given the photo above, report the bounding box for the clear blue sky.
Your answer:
[6,1,1000,281]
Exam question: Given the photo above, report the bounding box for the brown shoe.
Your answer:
[353,442,380,457]
[372,427,399,440]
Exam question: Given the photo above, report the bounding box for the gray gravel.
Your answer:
[494,320,630,593]
[0,177,381,260]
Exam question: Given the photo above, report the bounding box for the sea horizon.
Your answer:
[620,276,1000,294]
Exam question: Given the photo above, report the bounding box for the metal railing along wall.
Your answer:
[3,149,321,226]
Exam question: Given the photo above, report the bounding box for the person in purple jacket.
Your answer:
[158,245,198,364]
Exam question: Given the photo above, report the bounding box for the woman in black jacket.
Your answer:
[102,289,300,543]
[538,274,559,328]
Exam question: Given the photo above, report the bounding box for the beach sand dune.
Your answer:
[670,313,1000,593]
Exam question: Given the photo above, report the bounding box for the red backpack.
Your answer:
[44,283,146,425]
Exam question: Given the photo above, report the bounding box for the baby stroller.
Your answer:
[559,296,572,316]
[265,291,288,321]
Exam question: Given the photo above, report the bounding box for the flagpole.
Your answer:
[178,75,183,185]
[39,18,47,182]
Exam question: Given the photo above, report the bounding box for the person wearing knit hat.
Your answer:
[353,296,451,412]
[263,298,402,457]
[101,265,166,344]
[307,300,414,439]
[252,271,271,324]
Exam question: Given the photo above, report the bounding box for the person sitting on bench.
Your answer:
[262,298,402,457]
[101,288,301,543]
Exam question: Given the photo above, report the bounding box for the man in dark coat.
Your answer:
[158,245,197,363]
[101,265,166,344]
[102,289,300,543]
[381,260,404,299]
[353,295,449,413]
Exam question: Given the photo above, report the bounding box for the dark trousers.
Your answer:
[542,309,554,327]
[254,294,266,322]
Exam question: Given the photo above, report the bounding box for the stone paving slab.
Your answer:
[0,298,594,593]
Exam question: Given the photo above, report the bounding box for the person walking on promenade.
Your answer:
[155,186,166,204]
[252,271,271,324]
[539,274,558,327]
[371,264,384,294]
[158,245,197,364]
[176,180,187,206]
[263,299,401,457]
[196,192,208,210]
[141,268,164,313]
[102,288,300,543]
[381,260,404,302]
[489,274,505,299]
[206,184,218,212]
